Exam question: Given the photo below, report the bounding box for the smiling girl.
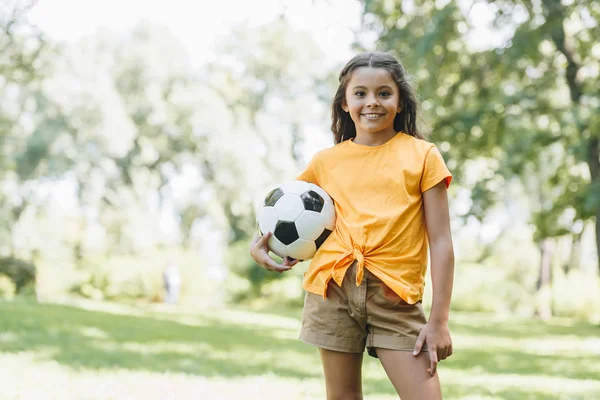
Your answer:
[250,51,455,399]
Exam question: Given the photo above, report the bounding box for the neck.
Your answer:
[353,130,397,147]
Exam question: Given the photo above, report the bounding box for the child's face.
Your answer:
[342,67,401,138]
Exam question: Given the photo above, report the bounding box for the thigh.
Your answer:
[319,348,364,400]
[376,348,442,400]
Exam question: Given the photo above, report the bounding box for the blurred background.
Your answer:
[1,0,599,399]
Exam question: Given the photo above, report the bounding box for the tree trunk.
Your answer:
[536,238,554,320]
[563,231,583,274]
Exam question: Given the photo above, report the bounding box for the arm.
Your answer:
[424,180,454,326]
[413,179,455,375]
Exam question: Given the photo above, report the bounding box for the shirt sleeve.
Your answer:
[420,145,452,192]
[296,154,319,185]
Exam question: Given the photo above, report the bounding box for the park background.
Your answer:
[1,0,599,399]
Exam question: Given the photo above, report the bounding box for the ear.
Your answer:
[397,101,403,113]
[341,99,349,113]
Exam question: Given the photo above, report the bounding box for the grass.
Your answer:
[0,298,599,399]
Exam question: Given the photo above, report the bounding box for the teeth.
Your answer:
[364,114,382,119]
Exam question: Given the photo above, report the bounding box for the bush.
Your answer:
[449,262,536,315]
[0,257,36,294]
[69,269,152,302]
[225,239,286,302]
[260,274,304,307]
[553,271,600,321]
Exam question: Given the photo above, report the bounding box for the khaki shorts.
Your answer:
[300,261,428,358]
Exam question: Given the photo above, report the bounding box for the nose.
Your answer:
[365,94,379,107]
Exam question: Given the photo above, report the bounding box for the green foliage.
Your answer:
[451,263,536,315]
[225,239,285,302]
[69,269,150,302]
[63,249,214,304]
[0,256,36,294]
[224,238,307,306]
[362,0,600,267]
[553,271,600,321]
[259,274,304,307]
[1,10,327,308]
[1,0,597,318]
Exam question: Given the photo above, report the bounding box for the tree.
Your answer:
[489,0,599,272]
[360,0,599,276]
[0,0,61,257]
[205,18,328,243]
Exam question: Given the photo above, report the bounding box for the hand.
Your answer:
[412,321,453,376]
[249,232,299,273]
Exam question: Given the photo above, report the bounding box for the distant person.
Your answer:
[163,261,181,304]
[250,52,455,399]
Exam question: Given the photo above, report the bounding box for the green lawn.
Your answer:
[0,299,599,399]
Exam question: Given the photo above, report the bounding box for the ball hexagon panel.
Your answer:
[274,221,299,245]
[257,206,278,235]
[264,188,284,206]
[273,193,305,221]
[287,239,317,261]
[300,190,324,212]
[295,210,327,241]
[315,228,333,250]
[307,184,331,205]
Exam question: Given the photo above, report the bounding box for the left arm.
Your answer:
[413,179,455,376]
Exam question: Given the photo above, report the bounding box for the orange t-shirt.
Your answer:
[296,132,452,304]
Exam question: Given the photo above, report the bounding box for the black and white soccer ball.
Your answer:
[256,181,336,261]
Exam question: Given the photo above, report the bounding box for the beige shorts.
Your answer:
[300,261,428,358]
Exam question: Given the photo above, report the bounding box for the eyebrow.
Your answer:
[351,85,394,90]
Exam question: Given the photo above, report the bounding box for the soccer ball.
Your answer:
[256,181,336,261]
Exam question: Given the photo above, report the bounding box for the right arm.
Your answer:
[249,232,298,273]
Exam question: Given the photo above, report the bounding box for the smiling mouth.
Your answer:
[362,113,384,120]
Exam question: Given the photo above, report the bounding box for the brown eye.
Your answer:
[380,91,391,97]
[355,91,365,97]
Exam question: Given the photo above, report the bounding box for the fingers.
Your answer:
[439,350,447,361]
[250,232,268,253]
[412,330,426,356]
[438,342,453,361]
[259,253,291,273]
[282,257,299,267]
[427,349,438,376]
[268,256,299,272]
[265,260,293,273]
[257,231,272,246]
[250,233,298,273]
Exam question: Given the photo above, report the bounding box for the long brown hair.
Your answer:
[331,52,425,144]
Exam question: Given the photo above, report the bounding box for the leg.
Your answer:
[319,348,364,400]
[376,348,442,400]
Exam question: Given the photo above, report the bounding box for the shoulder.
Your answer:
[398,133,436,152]
[394,133,439,161]
[309,141,348,163]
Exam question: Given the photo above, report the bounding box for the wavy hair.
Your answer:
[331,52,425,144]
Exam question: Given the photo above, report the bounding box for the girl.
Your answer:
[250,51,454,400]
